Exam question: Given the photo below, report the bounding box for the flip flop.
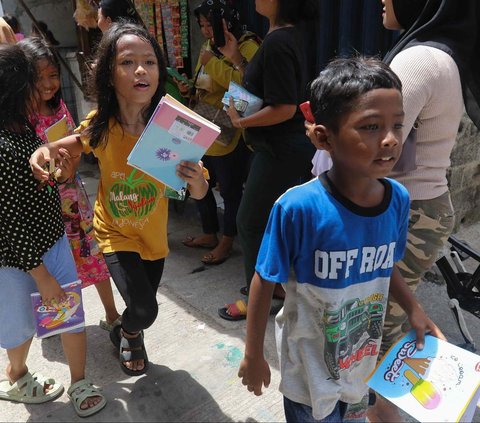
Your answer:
[67,379,106,418]
[218,300,247,321]
[239,286,285,300]
[99,316,122,332]
[218,299,284,321]
[0,371,64,404]
[182,236,218,249]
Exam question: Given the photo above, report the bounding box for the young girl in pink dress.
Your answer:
[19,36,121,330]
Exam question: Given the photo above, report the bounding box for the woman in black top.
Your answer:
[219,0,318,320]
[0,44,106,417]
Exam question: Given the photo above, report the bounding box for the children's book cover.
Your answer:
[367,331,480,422]
[31,280,85,338]
[44,114,68,143]
[127,95,220,192]
[221,81,263,117]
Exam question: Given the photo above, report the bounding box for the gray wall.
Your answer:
[2,0,77,47]
[449,116,480,229]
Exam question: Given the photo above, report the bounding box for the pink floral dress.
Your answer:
[29,100,110,288]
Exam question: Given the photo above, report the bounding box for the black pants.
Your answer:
[104,251,165,334]
[237,134,314,287]
[195,140,251,237]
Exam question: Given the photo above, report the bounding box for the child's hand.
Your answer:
[238,356,271,396]
[407,304,446,350]
[29,264,66,307]
[176,160,208,199]
[29,145,53,181]
[55,148,78,182]
[38,276,66,308]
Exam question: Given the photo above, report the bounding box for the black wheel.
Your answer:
[325,350,340,380]
[368,320,382,338]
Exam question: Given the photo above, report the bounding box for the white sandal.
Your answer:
[99,316,122,332]
[67,379,106,418]
[0,371,64,404]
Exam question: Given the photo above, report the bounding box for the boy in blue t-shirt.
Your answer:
[237,57,444,422]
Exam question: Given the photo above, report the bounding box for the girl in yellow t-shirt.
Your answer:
[29,22,208,377]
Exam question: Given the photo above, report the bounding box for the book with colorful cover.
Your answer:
[221,80,263,117]
[30,280,85,338]
[44,114,68,143]
[127,94,220,192]
[366,331,480,422]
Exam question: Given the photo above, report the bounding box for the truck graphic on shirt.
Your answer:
[322,298,383,379]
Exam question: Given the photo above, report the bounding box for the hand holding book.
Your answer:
[366,331,480,422]
[31,280,85,339]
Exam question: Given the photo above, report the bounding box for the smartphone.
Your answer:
[167,67,192,87]
[300,101,315,123]
[211,9,226,48]
[222,96,249,114]
[233,99,249,114]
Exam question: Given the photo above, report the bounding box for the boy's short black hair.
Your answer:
[309,57,402,132]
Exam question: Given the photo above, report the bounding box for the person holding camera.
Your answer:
[176,0,260,266]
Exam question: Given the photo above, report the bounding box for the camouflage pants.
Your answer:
[380,191,455,356]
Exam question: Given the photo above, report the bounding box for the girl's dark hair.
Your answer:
[17,37,62,110]
[85,22,167,149]
[309,57,402,132]
[0,44,35,132]
[3,14,19,33]
[276,0,318,26]
[194,0,243,42]
[99,0,140,23]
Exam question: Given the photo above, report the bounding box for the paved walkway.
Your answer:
[1,160,479,422]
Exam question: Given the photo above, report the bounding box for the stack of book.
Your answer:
[127,95,220,192]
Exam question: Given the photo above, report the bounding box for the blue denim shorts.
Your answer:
[284,396,367,423]
[0,234,80,349]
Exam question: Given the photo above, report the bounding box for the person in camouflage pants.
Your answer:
[380,191,455,357]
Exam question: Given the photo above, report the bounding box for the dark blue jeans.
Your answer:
[284,396,367,423]
[195,140,250,237]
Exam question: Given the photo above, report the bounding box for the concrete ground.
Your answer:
[1,159,479,422]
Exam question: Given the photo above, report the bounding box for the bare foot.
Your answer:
[182,233,218,249]
[202,235,233,265]
[79,392,103,411]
